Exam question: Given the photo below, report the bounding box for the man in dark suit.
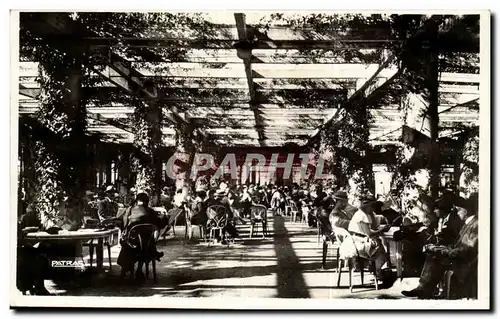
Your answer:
[433,191,465,246]
[402,193,478,299]
[97,186,119,222]
[117,193,167,279]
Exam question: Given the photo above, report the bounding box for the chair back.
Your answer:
[100,217,122,229]
[126,223,159,252]
[152,207,167,215]
[206,205,229,228]
[250,204,267,222]
[332,226,351,245]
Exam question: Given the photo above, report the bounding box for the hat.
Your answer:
[435,191,456,209]
[359,194,377,207]
[333,190,348,200]
[136,192,149,204]
[105,185,114,193]
[467,193,479,213]
[215,189,225,196]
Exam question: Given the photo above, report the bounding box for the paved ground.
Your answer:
[43,212,420,299]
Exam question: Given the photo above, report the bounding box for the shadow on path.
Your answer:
[273,215,310,298]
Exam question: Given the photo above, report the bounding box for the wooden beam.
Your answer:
[310,54,401,139]
[235,12,267,146]
[88,38,400,50]
[82,24,399,43]
[87,113,134,134]
[19,84,38,99]
[33,13,213,140]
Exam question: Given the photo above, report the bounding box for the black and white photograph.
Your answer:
[10,10,490,309]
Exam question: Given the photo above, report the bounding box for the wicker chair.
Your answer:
[250,204,268,239]
[206,205,230,246]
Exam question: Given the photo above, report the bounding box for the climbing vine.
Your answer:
[460,129,479,196]
[20,13,106,226]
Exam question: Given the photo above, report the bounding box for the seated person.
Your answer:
[228,190,246,225]
[434,191,464,246]
[339,195,394,286]
[300,200,311,224]
[97,186,119,222]
[204,189,239,243]
[239,186,253,219]
[314,186,335,236]
[185,190,209,240]
[17,207,50,295]
[374,197,401,226]
[402,193,478,299]
[329,190,356,230]
[117,193,168,279]
[218,190,239,240]
[19,204,41,230]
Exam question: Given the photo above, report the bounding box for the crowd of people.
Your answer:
[16,177,479,299]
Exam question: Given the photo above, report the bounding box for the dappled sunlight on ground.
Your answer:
[44,211,418,299]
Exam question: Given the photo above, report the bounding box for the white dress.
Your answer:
[338,210,386,259]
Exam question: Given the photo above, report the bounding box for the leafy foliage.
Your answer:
[460,129,479,196]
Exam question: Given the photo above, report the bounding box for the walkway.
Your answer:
[43,212,419,299]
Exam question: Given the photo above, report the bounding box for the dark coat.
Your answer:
[436,211,464,246]
[97,198,118,221]
[418,215,478,298]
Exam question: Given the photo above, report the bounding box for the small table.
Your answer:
[24,228,120,271]
[381,226,403,280]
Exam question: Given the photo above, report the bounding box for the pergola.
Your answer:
[18,12,479,150]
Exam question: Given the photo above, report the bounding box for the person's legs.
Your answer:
[135,260,145,279]
[374,248,389,274]
[418,255,448,293]
[402,255,448,298]
[32,252,51,294]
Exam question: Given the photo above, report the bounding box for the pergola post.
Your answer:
[426,21,441,203]
[132,95,164,205]
[29,53,88,227]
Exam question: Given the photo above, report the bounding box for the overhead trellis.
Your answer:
[18,12,480,208]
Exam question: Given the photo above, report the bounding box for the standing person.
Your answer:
[240,186,253,219]
[270,186,284,216]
